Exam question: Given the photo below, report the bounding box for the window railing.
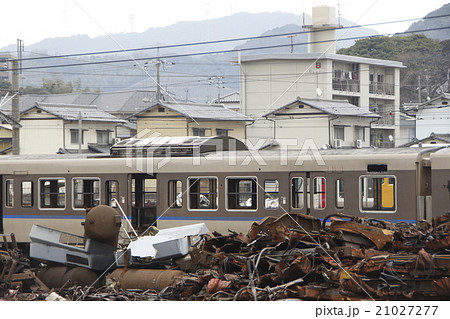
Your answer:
[369,82,395,95]
[332,78,360,92]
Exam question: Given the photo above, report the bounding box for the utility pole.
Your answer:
[418,75,421,103]
[150,48,174,102]
[11,39,23,155]
[156,57,161,102]
[78,112,82,154]
[208,76,224,102]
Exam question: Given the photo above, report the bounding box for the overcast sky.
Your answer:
[1,0,448,49]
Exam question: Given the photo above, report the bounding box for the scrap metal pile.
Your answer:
[149,213,450,301]
[0,234,49,300]
[1,211,450,301]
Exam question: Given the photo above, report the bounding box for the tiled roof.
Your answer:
[400,133,450,147]
[23,102,125,123]
[133,102,252,121]
[1,90,160,114]
[266,97,380,118]
[211,92,240,104]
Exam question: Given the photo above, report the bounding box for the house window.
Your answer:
[216,129,229,137]
[334,126,345,140]
[168,180,183,208]
[106,180,119,206]
[291,177,304,209]
[227,177,257,210]
[355,126,365,141]
[158,107,165,112]
[335,179,344,209]
[73,178,100,209]
[40,178,65,209]
[5,179,14,208]
[97,130,110,145]
[360,176,396,212]
[188,177,217,210]
[70,129,84,144]
[313,177,326,209]
[22,181,33,208]
[192,128,206,137]
[264,179,279,209]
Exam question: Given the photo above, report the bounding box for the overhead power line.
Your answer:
[10,13,450,63]
[6,25,450,72]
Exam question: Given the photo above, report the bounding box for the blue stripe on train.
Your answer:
[3,215,131,220]
[157,216,262,222]
[157,216,418,224]
[3,215,417,224]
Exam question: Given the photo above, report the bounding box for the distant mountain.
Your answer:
[0,11,379,101]
[405,3,450,41]
[1,12,304,55]
[235,18,379,55]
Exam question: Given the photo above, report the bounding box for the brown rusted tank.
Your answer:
[110,268,183,291]
[83,205,121,246]
[37,266,99,289]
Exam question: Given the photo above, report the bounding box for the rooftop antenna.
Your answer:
[129,15,135,32]
[338,0,342,26]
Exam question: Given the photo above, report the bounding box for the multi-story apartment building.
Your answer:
[238,6,404,148]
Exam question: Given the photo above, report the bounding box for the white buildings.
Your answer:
[238,5,404,149]
[414,93,450,139]
[19,102,125,154]
[262,97,380,149]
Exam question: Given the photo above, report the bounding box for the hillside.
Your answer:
[405,3,450,41]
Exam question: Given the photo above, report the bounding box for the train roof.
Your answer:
[0,146,442,175]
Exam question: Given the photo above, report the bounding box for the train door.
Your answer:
[290,172,309,214]
[131,174,157,232]
[289,172,327,215]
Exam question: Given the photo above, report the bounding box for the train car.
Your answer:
[154,147,441,233]
[1,145,448,244]
[429,147,450,216]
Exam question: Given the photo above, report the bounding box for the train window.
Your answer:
[188,177,218,210]
[5,179,14,208]
[168,180,183,208]
[40,178,66,209]
[144,179,157,207]
[73,178,100,209]
[264,180,279,209]
[335,179,344,209]
[106,180,119,206]
[360,176,396,212]
[291,177,304,209]
[313,177,326,209]
[21,181,33,208]
[226,177,257,210]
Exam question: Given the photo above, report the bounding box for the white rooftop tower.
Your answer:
[302,5,342,54]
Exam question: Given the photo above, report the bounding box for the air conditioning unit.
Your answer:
[112,137,121,145]
[354,139,362,148]
[333,139,342,148]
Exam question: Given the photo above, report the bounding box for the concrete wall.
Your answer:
[20,108,119,154]
[416,107,450,139]
[20,118,64,154]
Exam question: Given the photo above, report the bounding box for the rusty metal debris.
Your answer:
[2,212,450,301]
[1,234,49,299]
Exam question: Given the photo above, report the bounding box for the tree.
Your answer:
[0,80,12,96]
[337,34,450,103]
[42,78,73,94]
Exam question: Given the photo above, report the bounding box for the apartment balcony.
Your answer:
[332,78,360,93]
[369,82,395,95]
[376,114,395,126]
